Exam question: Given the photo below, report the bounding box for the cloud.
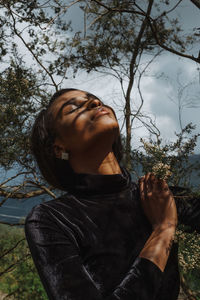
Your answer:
[57,1,200,152]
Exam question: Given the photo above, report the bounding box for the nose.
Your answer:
[86,98,102,110]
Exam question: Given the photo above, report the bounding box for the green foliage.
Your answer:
[67,0,199,167]
[176,225,200,298]
[183,269,200,299]
[0,224,48,300]
[0,56,44,169]
[0,1,200,298]
[132,123,200,188]
[0,0,73,171]
[131,122,200,297]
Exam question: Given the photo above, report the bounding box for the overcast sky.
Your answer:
[11,1,200,153]
[59,0,200,153]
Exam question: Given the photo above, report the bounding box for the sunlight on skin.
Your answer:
[49,90,121,175]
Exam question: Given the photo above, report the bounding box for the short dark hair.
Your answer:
[31,88,123,191]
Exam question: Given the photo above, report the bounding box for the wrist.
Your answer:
[153,222,177,232]
[139,224,176,272]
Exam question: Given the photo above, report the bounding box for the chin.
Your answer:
[93,122,119,147]
[96,114,119,129]
[79,128,117,154]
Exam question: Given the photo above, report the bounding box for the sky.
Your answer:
[57,0,200,153]
[5,0,200,153]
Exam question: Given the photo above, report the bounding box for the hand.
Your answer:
[139,173,177,230]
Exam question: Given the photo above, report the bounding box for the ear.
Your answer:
[53,145,63,159]
[53,139,65,159]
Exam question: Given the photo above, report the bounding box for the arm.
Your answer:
[25,204,163,300]
[139,225,175,272]
[139,173,177,272]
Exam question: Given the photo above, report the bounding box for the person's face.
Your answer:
[50,90,119,156]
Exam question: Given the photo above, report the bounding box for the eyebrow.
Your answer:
[56,98,82,119]
[56,94,101,119]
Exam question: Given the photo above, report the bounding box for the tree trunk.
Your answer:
[124,0,154,170]
[125,97,132,171]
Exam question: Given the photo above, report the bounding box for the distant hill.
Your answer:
[131,154,200,188]
[188,154,200,188]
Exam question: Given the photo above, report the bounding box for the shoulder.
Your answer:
[25,191,85,229]
[25,192,73,224]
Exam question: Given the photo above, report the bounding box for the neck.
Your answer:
[69,150,121,175]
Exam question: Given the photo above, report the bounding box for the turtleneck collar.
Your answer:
[67,167,132,196]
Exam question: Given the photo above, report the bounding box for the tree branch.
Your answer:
[26,180,57,199]
[125,0,154,167]
[8,6,58,90]
[0,186,54,200]
[0,172,30,188]
[0,238,25,260]
[155,0,183,20]
[190,0,200,9]
[90,0,146,17]
[134,50,163,126]
[148,18,200,64]
[41,0,82,30]
[90,0,200,64]
[0,254,30,277]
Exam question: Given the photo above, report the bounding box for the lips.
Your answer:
[92,107,109,120]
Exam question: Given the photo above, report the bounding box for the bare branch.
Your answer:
[90,0,146,17]
[0,184,24,207]
[135,113,161,138]
[8,6,58,90]
[0,254,30,277]
[148,18,200,64]
[0,172,30,188]
[190,0,200,9]
[26,180,57,199]
[87,9,109,29]
[134,50,163,125]
[41,0,82,30]
[0,238,25,260]
[0,185,54,200]
[89,0,200,64]
[155,0,183,20]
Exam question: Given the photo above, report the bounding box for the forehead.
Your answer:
[53,90,87,108]
[49,90,88,117]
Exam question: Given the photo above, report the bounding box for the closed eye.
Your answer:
[64,101,87,114]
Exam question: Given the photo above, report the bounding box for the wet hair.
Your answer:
[31,88,123,191]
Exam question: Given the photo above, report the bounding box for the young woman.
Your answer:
[25,88,200,300]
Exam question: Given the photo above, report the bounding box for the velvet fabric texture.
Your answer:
[25,168,200,300]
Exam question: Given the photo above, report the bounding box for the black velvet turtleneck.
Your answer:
[25,168,200,300]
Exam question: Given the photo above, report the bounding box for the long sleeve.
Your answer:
[25,205,163,300]
[171,187,200,233]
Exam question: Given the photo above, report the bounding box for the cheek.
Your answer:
[57,113,119,150]
[58,115,92,142]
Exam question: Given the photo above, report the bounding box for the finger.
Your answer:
[139,175,145,183]
[155,176,166,189]
[139,179,146,200]
[160,179,169,190]
[151,173,159,182]
[144,172,151,184]
[146,173,156,190]
[139,183,144,200]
